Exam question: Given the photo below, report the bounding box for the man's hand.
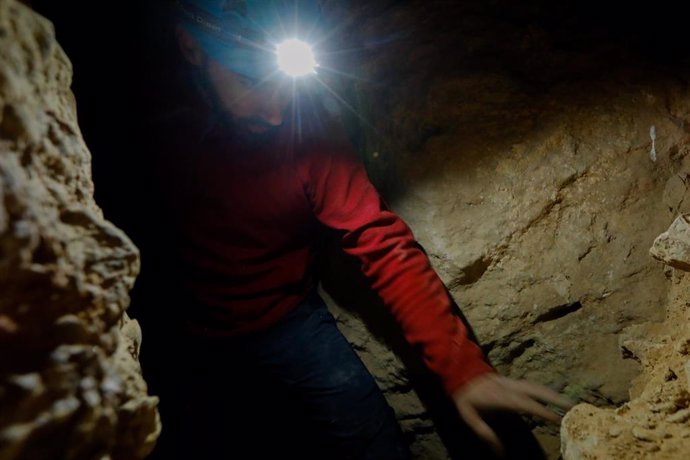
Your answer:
[452,373,574,456]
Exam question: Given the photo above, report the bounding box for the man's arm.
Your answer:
[300,145,494,392]
[299,143,572,452]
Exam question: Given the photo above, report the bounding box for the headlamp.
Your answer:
[177,1,323,80]
[276,39,318,77]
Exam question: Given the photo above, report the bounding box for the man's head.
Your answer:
[177,26,292,135]
[174,0,323,138]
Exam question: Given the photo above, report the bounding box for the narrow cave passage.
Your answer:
[3,0,689,459]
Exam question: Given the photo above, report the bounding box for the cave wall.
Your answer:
[384,74,690,454]
[561,216,690,459]
[0,1,159,458]
[317,1,690,457]
[4,0,688,458]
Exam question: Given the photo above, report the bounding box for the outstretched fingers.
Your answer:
[503,378,575,411]
[510,393,563,423]
[457,402,505,457]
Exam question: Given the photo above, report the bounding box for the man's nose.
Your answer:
[259,83,290,127]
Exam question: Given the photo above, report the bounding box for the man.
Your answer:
[137,1,572,458]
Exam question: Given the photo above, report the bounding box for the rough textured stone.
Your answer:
[318,1,690,457]
[650,214,690,270]
[561,268,690,459]
[0,1,160,458]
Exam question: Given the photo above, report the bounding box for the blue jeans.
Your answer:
[148,291,411,459]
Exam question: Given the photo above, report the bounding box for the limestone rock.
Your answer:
[560,265,690,458]
[318,1,690,458]
[0,1,160,458]
[327,2,690,457]
[650,214,690,271]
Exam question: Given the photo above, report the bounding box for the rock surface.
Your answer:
[650,214,690,271]
[0,1,160,458]
[561,263,690,459]
[320,1,690,457]
[4,0,689,458]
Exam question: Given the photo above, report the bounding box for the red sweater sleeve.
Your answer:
[299,145,495,395]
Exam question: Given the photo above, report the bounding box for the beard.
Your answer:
[194,65,285,150]
[215,111,283,150]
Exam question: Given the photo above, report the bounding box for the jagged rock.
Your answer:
[560,224,690,458]
[650,214,690,271]
[0,1,160,458]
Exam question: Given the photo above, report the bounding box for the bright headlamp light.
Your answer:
[276,39,317,77]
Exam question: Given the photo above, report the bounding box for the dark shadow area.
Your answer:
[344,0,690,198]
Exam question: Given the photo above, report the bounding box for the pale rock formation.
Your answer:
[651,214,690,271]
[0,1,160,458]
[560,214,690,459]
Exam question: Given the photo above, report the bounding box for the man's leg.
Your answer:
[238,292,411,460]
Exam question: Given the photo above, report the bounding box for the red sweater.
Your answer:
[149,107,493,395]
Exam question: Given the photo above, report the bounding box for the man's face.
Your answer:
[204,57,292,137]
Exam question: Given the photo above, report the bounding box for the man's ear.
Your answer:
[176,25,204,66]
